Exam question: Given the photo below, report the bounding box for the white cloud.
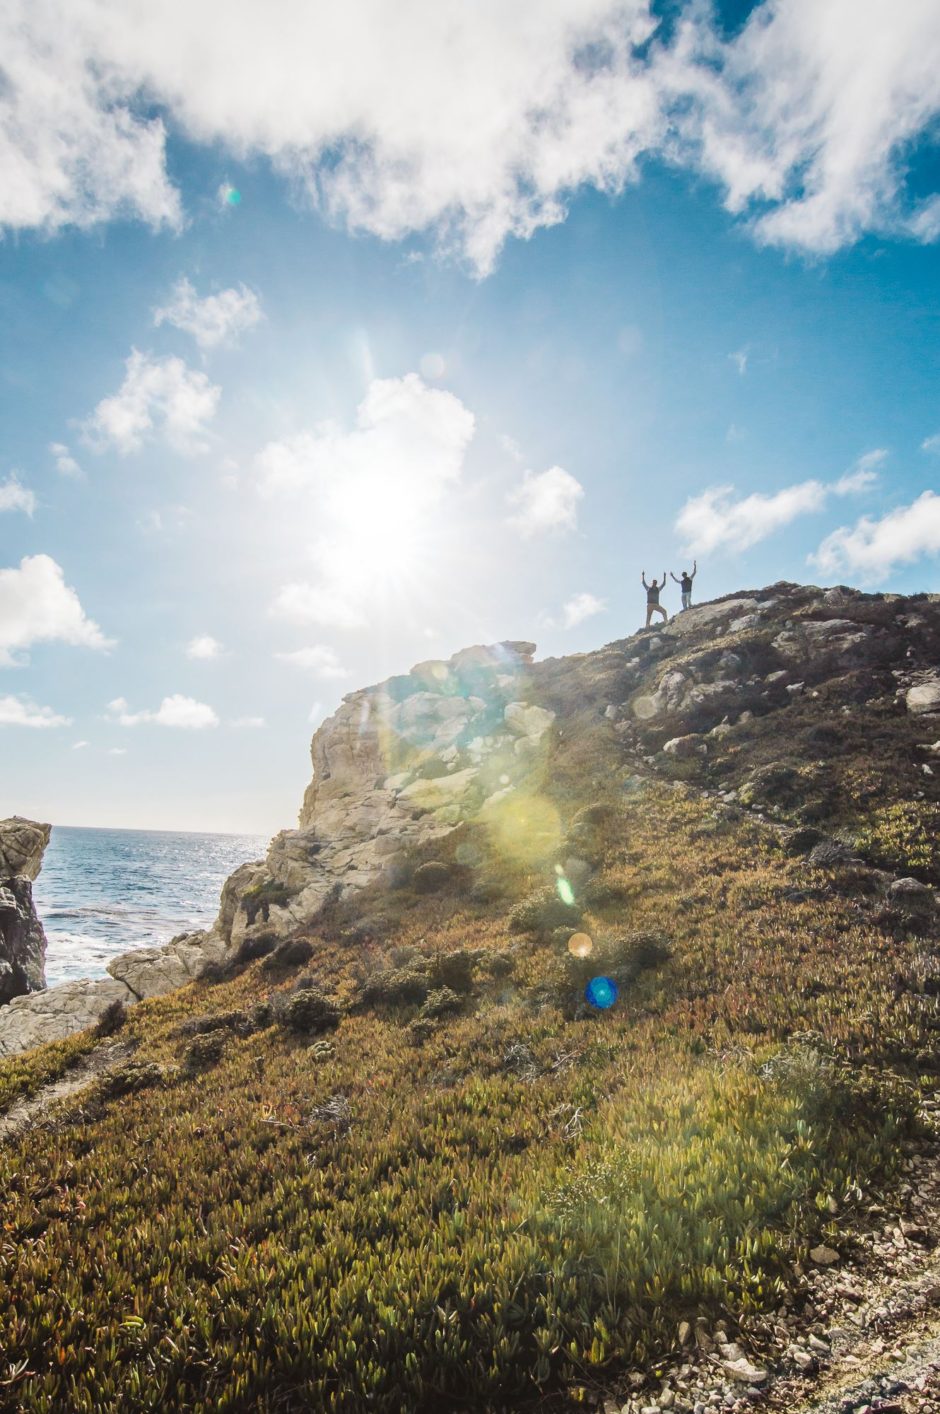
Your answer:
[2,2,938,269]
[108,747,128,755]
[922,433,940,455]
[271,582,366,631]
[153,277,263,350]
[677,453,880,555]
[0,474,36,515]
[186,634,223,660]
[729,349,748,376]
[0,694,70,728]
[107,693,219,728]
[0,554,113,666]
[72,739,89,749]
[263,373,475,627]
[49,442,82,477]
[812,490,940,579]
[274,645,348,679]
[83,349,220,455]
[560,591,606,628]
[508,465,584,537]
[232,715,265,728]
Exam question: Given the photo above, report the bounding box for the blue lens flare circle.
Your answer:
[585,976,618,1010]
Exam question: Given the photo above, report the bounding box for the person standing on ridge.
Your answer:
[642,570,668,627]
[671,560,697,611]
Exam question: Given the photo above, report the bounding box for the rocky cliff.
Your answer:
[2,580,939,1056]
[0,817,50,1005]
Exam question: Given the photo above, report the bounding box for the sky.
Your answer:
[1,0,939,834]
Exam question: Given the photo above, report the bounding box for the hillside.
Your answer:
[2,581,940,1413]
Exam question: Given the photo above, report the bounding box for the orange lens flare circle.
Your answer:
[567,932,593,958]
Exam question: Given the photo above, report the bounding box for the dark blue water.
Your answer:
[32,826,268,986]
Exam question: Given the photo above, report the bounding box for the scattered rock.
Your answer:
[810,1244,841,1266]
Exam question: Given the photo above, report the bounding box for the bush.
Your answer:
[261,937,314,973]
[94,999,128,1038]
[507,888,581,935]
[420,986,462,1021]
[95,1061,164,1101]
[242,879,296,924]
[428,947,483,993]
[413,861,454,894]
[279,988,340,1035]
[183,1032,228,1075]
[234,932,278,965]
[361,963,431,1006]
[178,1009,251,1039]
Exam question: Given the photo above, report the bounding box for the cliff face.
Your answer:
[214,639,555,949]
[0,817,51,1004]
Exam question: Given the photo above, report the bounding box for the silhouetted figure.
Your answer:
[670,560,697,610]
[642,571,668,627]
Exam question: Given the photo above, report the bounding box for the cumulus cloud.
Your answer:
[1,2,937,270]
[83,349,220,455]
[274,645,348,678]
[107,693,219,728]
[231,715,265,728]
[0,694,71,728]
[676,452,881,555]
[922,433,940,455]
[0,554,113,666]
[263,373,475,627]
[812,490,940,579]
[560,591,606,628]
[0,474,36,515]
[186,634,223,660]
[49,442,82,477]
[153,277,263,350]
[508,466,584,537]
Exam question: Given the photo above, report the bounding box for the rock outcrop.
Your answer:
[0,817,51,1005]
[3,581,940,1059]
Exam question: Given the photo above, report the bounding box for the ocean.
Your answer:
[33,826,270,987]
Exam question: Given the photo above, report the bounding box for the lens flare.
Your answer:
[632,695,657,721]
[556,876,575,907]
[585,976,618,1010]
[567,932,593,958]
[225,186,242,206]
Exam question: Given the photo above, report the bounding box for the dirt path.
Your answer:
[0,1039,135,1143]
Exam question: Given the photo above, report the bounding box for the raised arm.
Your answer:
[641,571,648,588]
[662,571,666,586]
[669,571,680,584]
[690,561,697,580]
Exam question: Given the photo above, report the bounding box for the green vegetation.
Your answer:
[0,784,935,1411]
[855,800,940,880]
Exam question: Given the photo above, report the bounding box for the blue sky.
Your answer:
[1,0,939,832]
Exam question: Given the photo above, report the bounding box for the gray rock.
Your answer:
[906,677,940,716]
[0,817,52,1005]
[0,976,135,1056]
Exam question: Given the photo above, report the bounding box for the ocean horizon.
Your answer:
[33,824,270,987]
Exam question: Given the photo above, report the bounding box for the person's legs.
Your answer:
[681,591,691,610]
[653,603,668,623]
[645,605,654,627]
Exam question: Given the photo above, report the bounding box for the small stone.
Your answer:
[810,1244,840,1266]
[721,1359,767,1385]
[808,1334,830,1354]
[678,1321,692,1347]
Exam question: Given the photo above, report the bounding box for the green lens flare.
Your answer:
[556,876,575,907]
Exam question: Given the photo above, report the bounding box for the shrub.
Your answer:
[95,1061,165,1101]
[178,1009,250,1038]
[361,963,430,1006]
[242,880,296,925]
[428,947,483,993]
[261,937,314,973]
[183,1032,228,1075]
[279,988,340,1035]
[420,986,462,1021]
[413,861,454,894]
[94,999,128,1038]
[234,931,278,965]
[507,888,581,935]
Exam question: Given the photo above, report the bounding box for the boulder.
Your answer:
[907,677,940,716]
[504,702,555,739]
[0,816,51,1004]
[662,734,705,759]
[0,977,135,1056]
[772,619,873,668]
